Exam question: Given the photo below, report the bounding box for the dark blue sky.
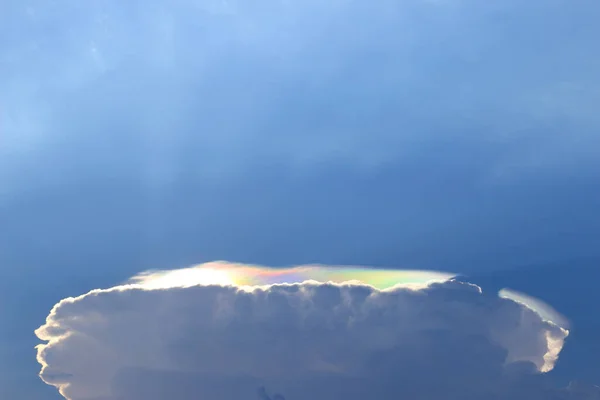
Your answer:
[1,0,599,398]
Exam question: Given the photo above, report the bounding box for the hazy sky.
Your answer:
[1,0,599,399]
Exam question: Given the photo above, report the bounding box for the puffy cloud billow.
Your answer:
[36,262,598,400]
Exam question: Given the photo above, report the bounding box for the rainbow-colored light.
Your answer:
[127,262,569,332]
[128,261,456,290]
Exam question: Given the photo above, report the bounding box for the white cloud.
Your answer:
[34,262,597,400]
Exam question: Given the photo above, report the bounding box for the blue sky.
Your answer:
[1,0,600,399]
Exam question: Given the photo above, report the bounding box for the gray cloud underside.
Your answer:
[35,278,598,400]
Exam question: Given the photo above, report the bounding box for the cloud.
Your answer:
[125,261,456,290]
[499,287,570,330]
[35,262,599,400]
